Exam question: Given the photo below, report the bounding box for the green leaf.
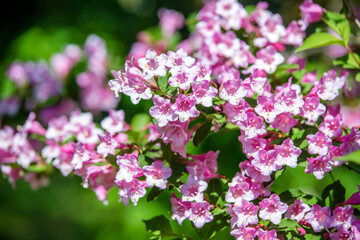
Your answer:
[196,214,229,240]
[291,128,305,141]
[323,11,350,44]
[131,113,151,132]
[186,12,198,33]
[279,218,299,232]
[158,74,169,92]
[356,72,360,82]
[321,180,345,208]
[105,154,118,167]
[27,165,51,173]
[208,113,226,124]
[292,69,306,83]
[143,215,173,237]
[299,139,309,149]
[161,142,177,164]
[193,121,212,147]
[244,5,256,14]
[336,150,360,165]
[147,187,162,202]
[206,178,224,205]
[295,32,343,53]
[304,234,321,240]
[333,53,360,69]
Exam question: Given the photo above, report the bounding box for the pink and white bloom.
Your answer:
[330,206,354,229]
[319,114,343,138]
[170,194,191,225]
[305,155,332,179]
[238,112,267,139]
[299,0,325,29]
[285,199,311,221]
[257,229,279,240]
[158,8,185,37]
[149,96,178,127]
[247,46,284,74]
[274,138,301,168]
[97,132,118,157]
[166,48,195,68]
[138,49,167,79]
[300,95,326,123]
[271,112,298,133]
[189,201,213,228]
[304,204,331,232]
[158,121,189,157]
[180,177,208,202]
[220,79,247,105]
[259,194,288,224]
[168,65,197,90]
[191,80,218,107]
[116,178,147,207]
[232,199,259,227]
[171,95,200,122]
[230,227,257,240]
[101,109,128,135]
[307,131,332,156]
[255,95,283,123]
[142,160,172,189]
[116,154,143,183]
[252,150,282,176]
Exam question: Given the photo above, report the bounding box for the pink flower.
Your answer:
[191,80,218,107]
[257,229,279,240]
[220,79,247,105]
[101,109,129,135]
[142,160,172,189]
[230,227,257,240]
[330,206,354,229]
[283,21,305,46]
[319,114,343,138]
[305,155,332,179]
[189,201,213,228]
[285,199,311,221]
[274,138,301,168]
[171,94,200,123]
[300,95,326,123]
[232,199,259,227]
[252,150,282,176]
[299,0,325,29]
[259,194,288,224]
[255,95,283,123]
[170,194,191,225]
[248,46,284,74]
[187,151,219,180]
[270,112,298,133]
[116,154,143,183]
[168,65,197,90]
[166,48,195,68]
[158,8,185,37]
[223,100,250,125]
[158,121,189,157]
[180,177,208,202]
[116,178,147,207]
[307,131,332,156]
[238,112,267,139]
[149,96,178,127]
[97,132,118,157]
[304,204,331,232]
[138,49,167,79]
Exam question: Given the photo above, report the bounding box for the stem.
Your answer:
[344,163,360,174]
[345,44,360,68]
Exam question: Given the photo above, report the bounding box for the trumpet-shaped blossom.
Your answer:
[171,94,200,123]
[142,160,172,189]
[285,199,311,221]
[100,109,128,135]
[274,138,301,168]
[259,194,288,224]
[116,178,147,207]
[138,49,167,79]
[170,194,191,225]
[255,95,283,123]
[149,96,178,127]
[304,204,331,232]
[307,131,332,156]
[116,154,143,183]
[180,177,208,202]
[305,155,332,179]
[189,201,213,229]
[191,80,218,107]
[220,79,247,105]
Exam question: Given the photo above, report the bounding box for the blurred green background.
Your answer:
[1,0,360,239]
